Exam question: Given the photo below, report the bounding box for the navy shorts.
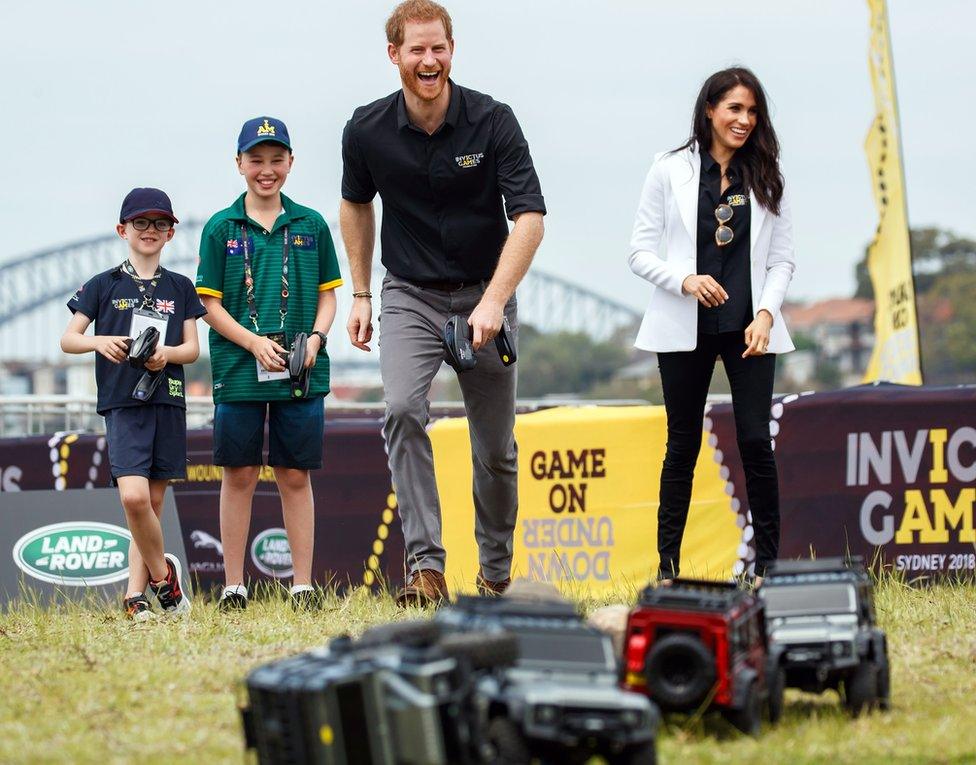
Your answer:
[213,397,325,469]
[104,405,188,482]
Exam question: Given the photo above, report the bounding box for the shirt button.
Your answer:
[263,230,269,235]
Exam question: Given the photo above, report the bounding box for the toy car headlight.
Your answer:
[534,705,560,724]
[831,641,852,657]
[620,709,643,728]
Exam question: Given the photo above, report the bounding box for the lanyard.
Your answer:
[121,260,162,310]
[241,223,290,333]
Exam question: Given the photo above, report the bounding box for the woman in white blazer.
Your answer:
[629,67,795,586]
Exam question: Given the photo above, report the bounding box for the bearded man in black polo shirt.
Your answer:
[340,0,546,606]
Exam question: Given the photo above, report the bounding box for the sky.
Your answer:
[0,0,970,312]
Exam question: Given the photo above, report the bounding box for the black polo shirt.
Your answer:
[341,80,546,283]
[697,150,752,334]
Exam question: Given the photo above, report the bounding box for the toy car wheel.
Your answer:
[486,717,531,765]
[767,664,786,724]
[607,740,657,765]
[357,618,442,648]
[644,633,716,709]
[437,630,519,670]
[723,681,761,736]
[844,660,878,717]
[876,657,891,711]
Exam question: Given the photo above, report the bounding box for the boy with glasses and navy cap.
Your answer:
[61,188,206,621]
[195,117,343,611]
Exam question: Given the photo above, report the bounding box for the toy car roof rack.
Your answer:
[637,578,756,612]
[448,594,581,620]
[765,557,867,578]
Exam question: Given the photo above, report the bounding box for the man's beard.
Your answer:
[399,62,450,102]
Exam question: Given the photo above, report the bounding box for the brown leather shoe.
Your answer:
[395,569,449,607]
[476,568,511,597]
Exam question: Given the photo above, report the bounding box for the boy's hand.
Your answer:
[250,335,287,372]
[95,336,130,364]
[305,333,322,369]
[145,346,169,372]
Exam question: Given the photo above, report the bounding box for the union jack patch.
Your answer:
[155,299,176,314]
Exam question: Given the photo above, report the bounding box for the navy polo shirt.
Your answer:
[68,266,206,414]
[341,80,546,283]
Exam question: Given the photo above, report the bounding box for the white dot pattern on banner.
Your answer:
[769,420,780,437]
[85,436,107,490]
[743,525,755,543]
[701,414,750,575]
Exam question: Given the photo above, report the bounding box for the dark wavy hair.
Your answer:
[675,67,784,215]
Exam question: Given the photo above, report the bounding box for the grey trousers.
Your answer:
[379,273,518,581]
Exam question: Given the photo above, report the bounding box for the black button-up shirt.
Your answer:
[341,81,546,283]
[697,150,752,334]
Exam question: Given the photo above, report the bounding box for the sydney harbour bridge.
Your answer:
[0,220,640,372]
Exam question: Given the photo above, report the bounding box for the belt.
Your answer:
[405,278,483,292]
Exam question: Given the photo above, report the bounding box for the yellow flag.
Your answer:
[862,0,922,385]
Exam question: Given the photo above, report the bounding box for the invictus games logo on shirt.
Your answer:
[12,521,131,586]
[168,378,184,398]
[727,194,747,207]
[256,119,275,137]
[250,528,293,577]
[455,152,484,169]
[112,298,139,311]
[291,234,316,250]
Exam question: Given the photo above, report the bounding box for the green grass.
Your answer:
[0,579,974,764]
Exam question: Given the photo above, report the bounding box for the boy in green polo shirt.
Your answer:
[196,116,343,611]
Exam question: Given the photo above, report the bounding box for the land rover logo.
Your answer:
[250,528,293,577]
[12,522,131,586]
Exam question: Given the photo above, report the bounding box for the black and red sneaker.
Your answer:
[149,553,192,617]
[123,593,154,622]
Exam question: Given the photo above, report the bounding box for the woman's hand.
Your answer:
[682,275,728,307]
[743,310,774,358]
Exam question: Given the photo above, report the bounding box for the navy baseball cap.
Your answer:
[119,188,179,224]
[238,116,292,153]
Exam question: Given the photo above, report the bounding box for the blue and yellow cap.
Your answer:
[237,116,291,154]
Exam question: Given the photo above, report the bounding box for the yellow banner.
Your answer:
[862,0,923,385]
[432,406,743,596]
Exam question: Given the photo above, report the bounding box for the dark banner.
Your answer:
[0,413,406,593]
[708,384,976,580]
[1,387,973,594]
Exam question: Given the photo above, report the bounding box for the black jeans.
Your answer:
[657,332,779,579]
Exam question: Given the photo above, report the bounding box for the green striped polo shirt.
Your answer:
[195,193,343,403]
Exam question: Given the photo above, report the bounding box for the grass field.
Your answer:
[1,579,974,765]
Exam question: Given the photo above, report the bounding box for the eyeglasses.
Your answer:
[130,218,173,232]
[714,204,734,247]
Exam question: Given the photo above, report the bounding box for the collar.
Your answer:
[701,148,741,183]
[229,193,306,228]
[396,79,462,133]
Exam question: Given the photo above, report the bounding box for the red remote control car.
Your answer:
[623,579,785,735]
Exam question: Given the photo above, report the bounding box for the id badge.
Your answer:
[256,330,290,382]
[129,308,168,341]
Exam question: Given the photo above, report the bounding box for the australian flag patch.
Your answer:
[291,233,316,250]
[225,236,255,256]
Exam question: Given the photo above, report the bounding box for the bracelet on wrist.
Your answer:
[352,291,372,299]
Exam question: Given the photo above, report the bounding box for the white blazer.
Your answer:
[628,145,796,354]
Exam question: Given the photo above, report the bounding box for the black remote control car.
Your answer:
[437,596,659,764]
[760,557,891,716]
[624,580,783,736]
[240,620,517,765]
